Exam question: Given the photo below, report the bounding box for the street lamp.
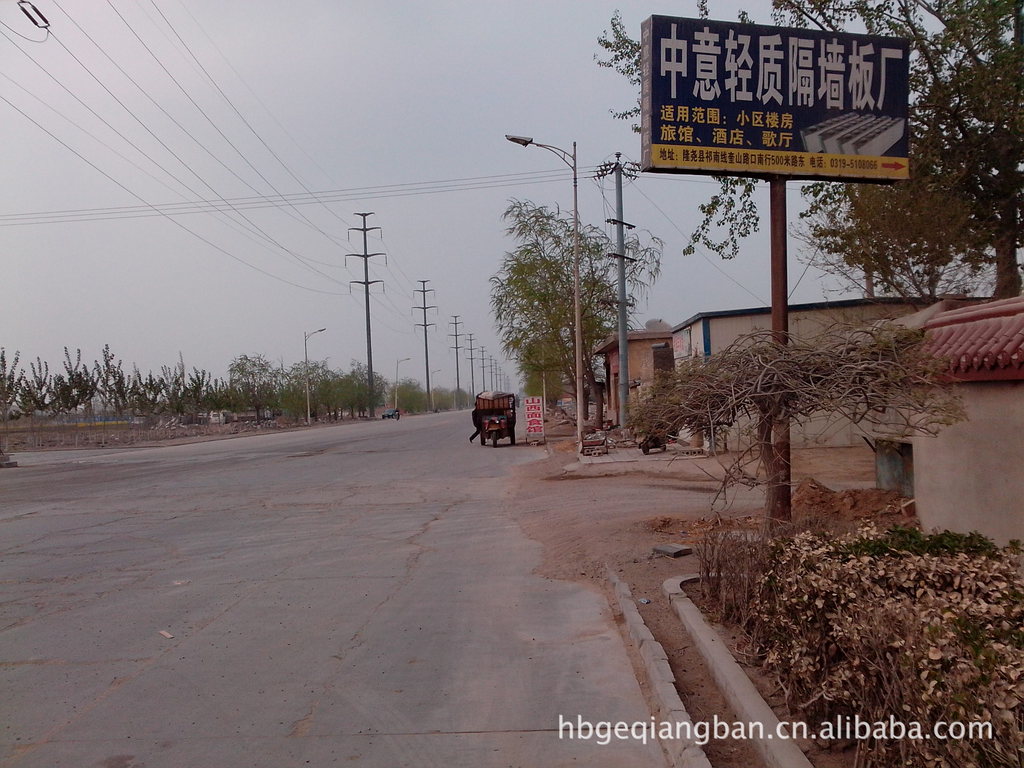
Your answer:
[394,357,411,410]
[304,328,326,426]
[506,134,584,449]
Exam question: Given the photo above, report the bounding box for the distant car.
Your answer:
[381,408,401,420]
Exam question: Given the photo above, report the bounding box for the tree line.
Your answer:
[0,345,464,427]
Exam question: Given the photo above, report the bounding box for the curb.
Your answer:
[662,576,814,768]
[606,568,713,768]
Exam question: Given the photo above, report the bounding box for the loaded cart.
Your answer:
[473,391,517,447]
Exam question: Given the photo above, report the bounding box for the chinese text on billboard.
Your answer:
[524,396,544,443]
[641,16,910,181]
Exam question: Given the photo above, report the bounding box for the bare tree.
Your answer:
[631,324,963,521]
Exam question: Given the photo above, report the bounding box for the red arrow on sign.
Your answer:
[881,161,906,170]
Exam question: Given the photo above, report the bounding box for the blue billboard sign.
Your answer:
[641,16,910,181]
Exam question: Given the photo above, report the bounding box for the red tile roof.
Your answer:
[924,296,1024,382]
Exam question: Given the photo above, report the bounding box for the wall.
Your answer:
[913,381,1024,545]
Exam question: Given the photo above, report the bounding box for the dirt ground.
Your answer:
[509,431,913,768]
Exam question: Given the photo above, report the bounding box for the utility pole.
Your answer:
[597,154,637,429]
[448,315,463,410]
[478,346,487,394]
[348,212,384,418]
[465,334,477,397]
[414,280,437,411]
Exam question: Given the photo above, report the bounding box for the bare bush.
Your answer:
[749,526,1024,768]
[631,324,963,520]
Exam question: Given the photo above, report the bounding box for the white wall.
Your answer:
[914,381,1024,545]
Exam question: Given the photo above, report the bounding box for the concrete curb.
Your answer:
[662,576,814,768]
[606,568,713,768]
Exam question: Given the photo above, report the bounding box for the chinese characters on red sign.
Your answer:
[524,396,544,443]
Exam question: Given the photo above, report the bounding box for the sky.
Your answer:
[0,0,853,392]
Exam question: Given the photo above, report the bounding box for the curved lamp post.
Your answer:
[394,357,411,410]
[304,327,326,425]
[505,134,583,449]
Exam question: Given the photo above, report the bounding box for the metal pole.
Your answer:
[504,135,583,448]
[394,357,409,410]
[348,213,384,418]
[479,346,487,394]
[571,142,584,448]
[769,177,792,522]
[613,156,629,428]
[304,328,325,426]
[448,315,462,410]
[414,280,436,411]
[304,334,310,426]
[465,334,476,396]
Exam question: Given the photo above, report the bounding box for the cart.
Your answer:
[473,391,517,447]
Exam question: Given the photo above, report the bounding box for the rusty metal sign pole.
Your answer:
[768,177,792,521]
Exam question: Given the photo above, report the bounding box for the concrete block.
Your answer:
[653,543,693,558]
[668,592,814,768]
[648,657,675,686]
[650,677,685,714]
[639,636,669,667]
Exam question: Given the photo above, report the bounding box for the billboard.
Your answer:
[641,16,910,182]
[523,396,545,443]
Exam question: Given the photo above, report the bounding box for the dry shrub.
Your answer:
[750,525,1024,767]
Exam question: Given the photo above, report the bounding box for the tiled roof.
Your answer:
[924,296,1024,381]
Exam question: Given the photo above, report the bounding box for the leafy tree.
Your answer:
[18,358,51,417]
[160,363,188,418]
[491,199,662,424]
[0,349,23,452]
[228,354,280,421]
[129,367,165,419]
[797,178,994,299]
[50,348,96,421]
[597,4,1023,298]
[205,377,243,414]
[94,345,130,418]
[390,378,427,413]
[341,361,387,417]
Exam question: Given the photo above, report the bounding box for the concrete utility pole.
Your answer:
[348,212,384,418]
[465,334,477,397]
[597,154,637,429]
[448,316,463,410]
[478,346,487,394]
[414,280,437,411]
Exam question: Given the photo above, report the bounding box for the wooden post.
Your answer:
[767,177,792,522]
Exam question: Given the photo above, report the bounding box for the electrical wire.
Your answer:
[41,26,347,287]
[0,169,580,226]
[104,0,353,255]
[632,178,768,305]
[0,89,345,296]
[1,23,348,287]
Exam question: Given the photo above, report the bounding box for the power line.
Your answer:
[0,89,345,296]
[0,169,582,226]
[632,178,768,305]
[39,23,348,288]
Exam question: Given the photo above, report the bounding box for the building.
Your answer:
[593,323,674,427]
[671,298,922,448]
[895,297,1024,545]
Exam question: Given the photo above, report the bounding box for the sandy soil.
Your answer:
[509,432,912,768]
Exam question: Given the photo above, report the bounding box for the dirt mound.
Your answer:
[793,478,911,520]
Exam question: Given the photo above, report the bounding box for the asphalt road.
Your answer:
[1,412,666,767]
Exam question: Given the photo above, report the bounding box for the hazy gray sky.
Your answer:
[1,0,845,389]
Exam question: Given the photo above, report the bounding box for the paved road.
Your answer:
[1,413,666,767]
